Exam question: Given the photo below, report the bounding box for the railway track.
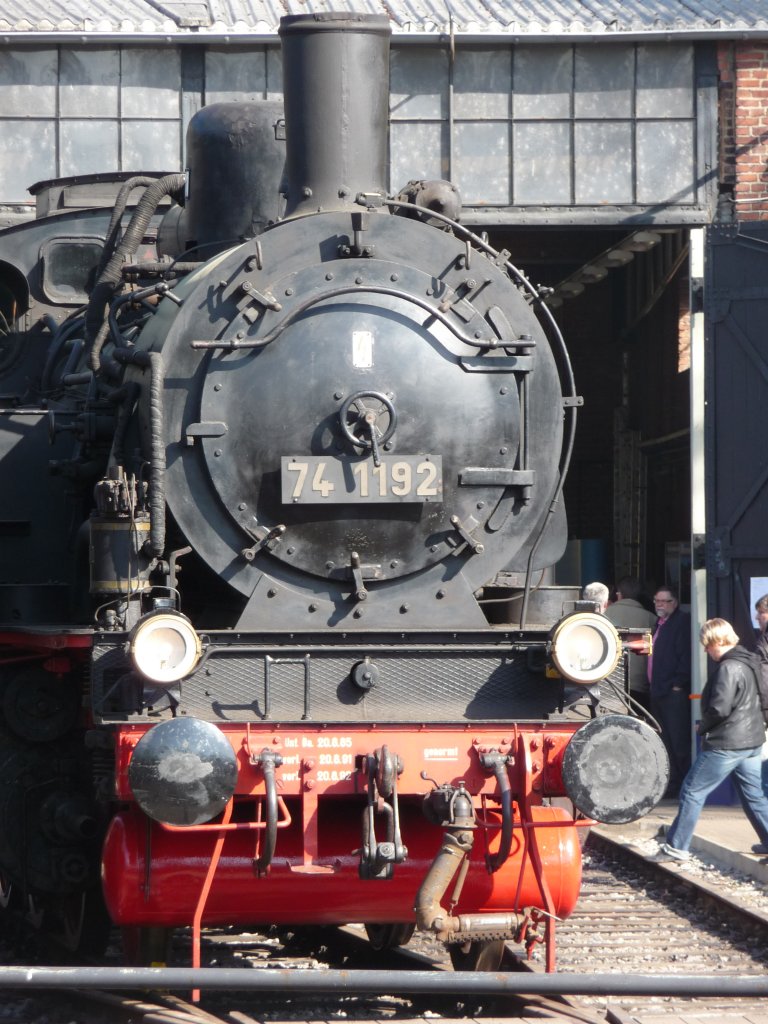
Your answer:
[555,831,768,1019]
[0,917,613,1024]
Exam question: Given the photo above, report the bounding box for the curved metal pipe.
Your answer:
[254,749,283,874]
[413,830,473,935]
[484,754,513,874]
[191,283,507,352]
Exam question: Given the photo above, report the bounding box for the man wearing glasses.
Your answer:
[649,586,691,798]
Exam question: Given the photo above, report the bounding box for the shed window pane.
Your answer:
[637,45,693,118]
[390,122,445,191]
[122,49,181,119]
[513,123,571,204]
[637,122,694,203]
[454,50,510,119]
[455,122,510,204]
[61,121,118,177]
[575,123,633,203]
[266,48,283,101]
[0,49,57,116]
[575,45,633,118]
[122,121,181,171]
[205,49,268,103]
[60,49,118,117]
[514,47,571,119]
[390,48,447,119]
[0,122,56,202]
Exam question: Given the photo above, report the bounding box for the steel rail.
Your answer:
[0,967,767,997]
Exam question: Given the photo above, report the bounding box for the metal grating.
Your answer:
[91,635,629,725]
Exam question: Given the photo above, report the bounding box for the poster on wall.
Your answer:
[749,577,768,628]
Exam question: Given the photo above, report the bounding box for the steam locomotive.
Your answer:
[0,13,668,971]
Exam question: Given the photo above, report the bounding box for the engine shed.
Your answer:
[1,0,767,674]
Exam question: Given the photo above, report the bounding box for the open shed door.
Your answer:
[705,223,768,636]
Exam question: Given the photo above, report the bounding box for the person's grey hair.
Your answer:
[583,582,609,608]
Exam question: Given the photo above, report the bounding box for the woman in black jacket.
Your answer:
[655,618,768,861]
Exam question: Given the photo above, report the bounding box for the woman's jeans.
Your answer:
[666,745,768,852]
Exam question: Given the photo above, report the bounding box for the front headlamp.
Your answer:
[550,611,622,684]
[130,612,201,684]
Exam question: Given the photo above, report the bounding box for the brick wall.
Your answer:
[722,41,768,221]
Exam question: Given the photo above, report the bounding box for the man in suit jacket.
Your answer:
[649,586,692,797]
[605,576,657,713]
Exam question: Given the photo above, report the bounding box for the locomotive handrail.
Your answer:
[191,283,519,352]
[178,634,550,687]
[159,796,291,835]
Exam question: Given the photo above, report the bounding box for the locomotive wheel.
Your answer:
[364,922,415,950]
[449,938,505,972]
[121,925,174,966]
[46,889,112,957]
[2,667,80,742]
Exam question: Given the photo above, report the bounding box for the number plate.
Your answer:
[281,456,443,504]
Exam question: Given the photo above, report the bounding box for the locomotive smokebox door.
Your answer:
[561,715,669,824]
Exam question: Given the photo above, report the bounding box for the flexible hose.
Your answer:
[87,173,186,373]
[486,758,513,873]
[113,348,166,557]
[95,176,164,280]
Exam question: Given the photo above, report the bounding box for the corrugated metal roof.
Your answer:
[1,0,767,37]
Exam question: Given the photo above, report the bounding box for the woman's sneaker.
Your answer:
[654,842,690,862]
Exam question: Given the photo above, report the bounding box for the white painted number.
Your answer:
[391,461,412,496]
[352,461,370,497]
[416,461,439,496]
[312,462,335,497]
[287,461,308,499]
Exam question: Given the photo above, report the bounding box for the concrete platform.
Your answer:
[593,799,768,884]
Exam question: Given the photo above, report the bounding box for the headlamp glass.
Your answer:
[551,612,622,684]
[130,613,201,684]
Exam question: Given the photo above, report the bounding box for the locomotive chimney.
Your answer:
[278,12,391,218]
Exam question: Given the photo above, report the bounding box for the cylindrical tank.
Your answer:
[159,101,285,259]
[101,803,581,927]
[279,13,391,217]
[89,512,151,595]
